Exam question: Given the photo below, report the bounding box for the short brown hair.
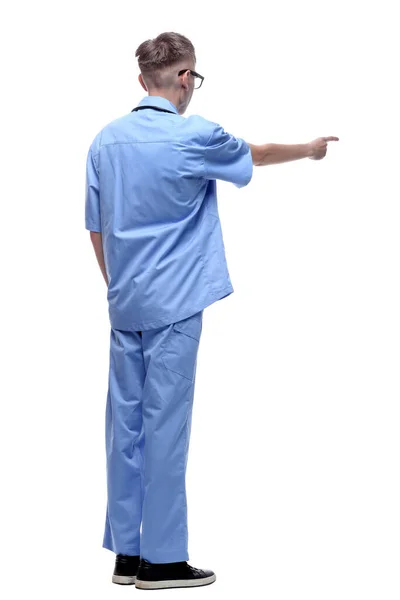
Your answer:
[135,32,196,89]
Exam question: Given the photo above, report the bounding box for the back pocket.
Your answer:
[161,312,203,381]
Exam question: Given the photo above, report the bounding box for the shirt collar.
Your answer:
[136,95,179,115]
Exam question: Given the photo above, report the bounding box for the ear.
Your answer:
[181,70,190,91]
[138,73,147,91]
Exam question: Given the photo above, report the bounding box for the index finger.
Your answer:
[323,136,339,141]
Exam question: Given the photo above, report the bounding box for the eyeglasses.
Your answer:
[178,69,204,89]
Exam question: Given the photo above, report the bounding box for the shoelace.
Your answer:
[187,564,204,575]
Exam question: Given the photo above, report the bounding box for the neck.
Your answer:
[148,90,180,112]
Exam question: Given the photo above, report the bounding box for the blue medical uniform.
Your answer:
[85,95,253,562]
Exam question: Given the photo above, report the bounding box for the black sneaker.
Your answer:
[112,553,140,585]
[135,558,216,590]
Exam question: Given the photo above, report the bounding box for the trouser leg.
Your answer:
[102,327,145,555]
[140,311,203,563]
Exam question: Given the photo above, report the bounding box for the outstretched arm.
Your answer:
[248,136,339,166]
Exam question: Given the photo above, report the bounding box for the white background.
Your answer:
[1,0,399,598]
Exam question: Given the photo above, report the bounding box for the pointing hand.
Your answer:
[307,136,339,160]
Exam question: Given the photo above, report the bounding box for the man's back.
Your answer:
[85,95,253,331]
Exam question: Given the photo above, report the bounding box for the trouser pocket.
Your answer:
[161,312,203,382]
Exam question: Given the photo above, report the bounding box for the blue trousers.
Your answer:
[102,310,203,563]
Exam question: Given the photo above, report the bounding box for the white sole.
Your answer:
[112,574,137,585]
[135,573,216,589]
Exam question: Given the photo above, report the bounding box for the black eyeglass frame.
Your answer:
[178,69,204,89]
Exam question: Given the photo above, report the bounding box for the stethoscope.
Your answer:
[131,105,176,114]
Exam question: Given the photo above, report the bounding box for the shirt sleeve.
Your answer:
[204,123,253,188]
[85,147,102,232]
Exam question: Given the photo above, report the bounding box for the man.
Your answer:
[85,31,339,591]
